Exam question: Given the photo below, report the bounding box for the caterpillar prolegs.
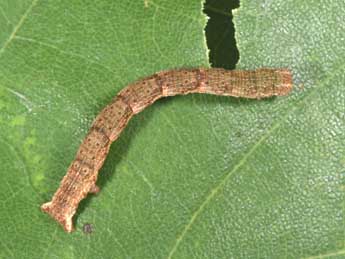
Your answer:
[41,68,293,232]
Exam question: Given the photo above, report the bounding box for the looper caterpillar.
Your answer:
[41,68,293,232]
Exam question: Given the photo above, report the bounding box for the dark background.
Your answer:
[204,0,239,69]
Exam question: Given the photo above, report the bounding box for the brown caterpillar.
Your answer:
[41,68,293,232]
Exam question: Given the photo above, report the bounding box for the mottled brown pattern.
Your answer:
[117,75,162,114]
[41,68,293,232]
[92,97,133,141]
[158,69,200,96]
[201,68,292,98]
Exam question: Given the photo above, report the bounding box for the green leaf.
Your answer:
[0,0,208,258]
[1,1,344,259]
[231,1,345,258]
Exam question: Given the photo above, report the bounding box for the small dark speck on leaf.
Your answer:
[83,223,93,234]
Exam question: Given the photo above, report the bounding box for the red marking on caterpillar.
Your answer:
[41,68,293,232]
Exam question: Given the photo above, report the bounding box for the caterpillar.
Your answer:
[41,68,293,232]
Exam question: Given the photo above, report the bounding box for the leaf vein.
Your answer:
[166,62,343,258]
[302,248,345,259]
[0,0,39,58]
[14,36,117,76]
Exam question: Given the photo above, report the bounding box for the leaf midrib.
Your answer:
[0,0,39,58]
[166,61,344,258]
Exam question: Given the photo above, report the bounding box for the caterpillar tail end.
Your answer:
[274,69,294,96]
[41,201,74,233]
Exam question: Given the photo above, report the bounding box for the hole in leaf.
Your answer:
[204,0,240,69]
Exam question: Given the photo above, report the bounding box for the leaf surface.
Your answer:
[230,1,345,258]
[1,0,344,259]
[0,0,208,258]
